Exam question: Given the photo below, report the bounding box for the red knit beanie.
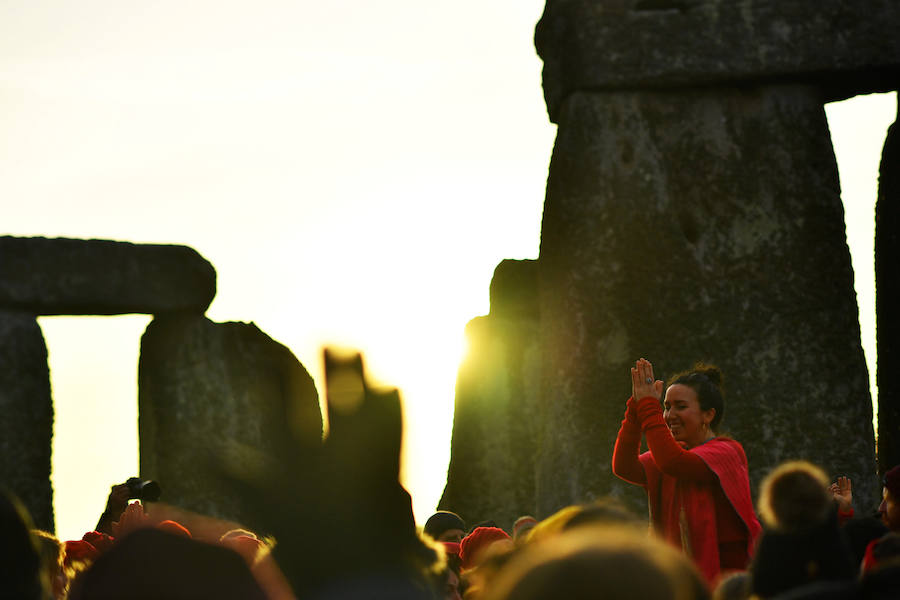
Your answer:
[441,541,461,556]
[82,531,115,553]
[884,465,900,498]
[459,526,510,570]
[64,539,99,568]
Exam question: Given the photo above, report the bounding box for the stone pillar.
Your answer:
[440,260,541,529]
[530,0,893,517]
[138,315,322,526]
[536,85,877,514]
[876,102,900,475]
[0,311,53,530]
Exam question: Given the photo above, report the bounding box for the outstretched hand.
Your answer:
[631,358,663,401]
[830,476,853,513]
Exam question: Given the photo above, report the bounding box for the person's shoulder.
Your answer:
[696,437,747,462]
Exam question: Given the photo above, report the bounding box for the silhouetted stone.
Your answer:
[490,259,539,320]
[876,105,900,475]
[536,0,900,122]
[440,260,541,529]
[0,311,53,531]
[536,85,877,516]
[138,315,321,525]
[0,237,216,315]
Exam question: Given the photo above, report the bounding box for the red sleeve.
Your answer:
[612,398,646,485]
[636,396,716,482]
[838,507,854,526]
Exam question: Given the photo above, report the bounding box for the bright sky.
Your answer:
[0,1,895,542]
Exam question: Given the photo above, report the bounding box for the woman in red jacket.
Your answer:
[612,358,761,585]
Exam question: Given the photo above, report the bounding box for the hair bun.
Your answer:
[693,363,723,388]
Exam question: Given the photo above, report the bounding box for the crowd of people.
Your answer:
[2,356,899,599]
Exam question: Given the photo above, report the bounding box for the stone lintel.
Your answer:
[536,0,900,122]
[0,237,216,315]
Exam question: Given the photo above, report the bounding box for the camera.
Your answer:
[125,477,161,502]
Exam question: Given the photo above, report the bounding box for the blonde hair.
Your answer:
[485,525,708,600]
[758,460,832,532]
[523,506,581,544]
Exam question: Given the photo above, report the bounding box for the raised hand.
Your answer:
[110,501,150,539]
[631,358,663,401]
[830,476,853,513]
[220,347,428,598]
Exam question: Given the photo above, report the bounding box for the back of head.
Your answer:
[562,498,643,533]
[512,516,538,541]
[32,529,64,596]
[758,461,832,532]
[712,571,749,600]
[668,363,725,431]
[751,462,855,598]
[523,506,582,545]
[70,528,266,600]
[484,526,709,600]
[0,490,43,600]
[423,511,466,541]
[884,464,900,499]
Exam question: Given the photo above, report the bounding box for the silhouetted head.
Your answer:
[561,498,642,533]
[424,511,467,544]
[484,525,709,600]
[69,528,266,600]
[0,490,44,600]
[512,516,538,541]
[33,529,67,599]
[758,461,832,533]
[712,571,750,600]
[881,465,900,532]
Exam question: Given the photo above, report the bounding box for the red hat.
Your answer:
[82,531,115,553]
[156,520,192,538]
[441,541,461,556]
[885,465,900,498]
[64,539,99,568]
[459,526,510,570]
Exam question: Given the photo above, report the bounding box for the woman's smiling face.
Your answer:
[663,383,716,448]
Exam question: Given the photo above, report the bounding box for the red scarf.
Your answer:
[640,438,761,583]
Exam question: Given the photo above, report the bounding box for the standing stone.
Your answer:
[138,315,322,526]
[536,85,877,516]
[0,237,216,315]
[0,311,53,530]
[440,260,541,529]
[876,104,900,475]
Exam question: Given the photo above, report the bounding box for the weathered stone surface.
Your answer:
[876,106,900,475]
[536,0,900,122]
[138,315,322,525]
[440,260,542,529]
[0,311,53,531]
[535,85,877,516]
[0,237,216,315]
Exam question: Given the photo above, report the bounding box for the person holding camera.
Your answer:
[94,478,160,536]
